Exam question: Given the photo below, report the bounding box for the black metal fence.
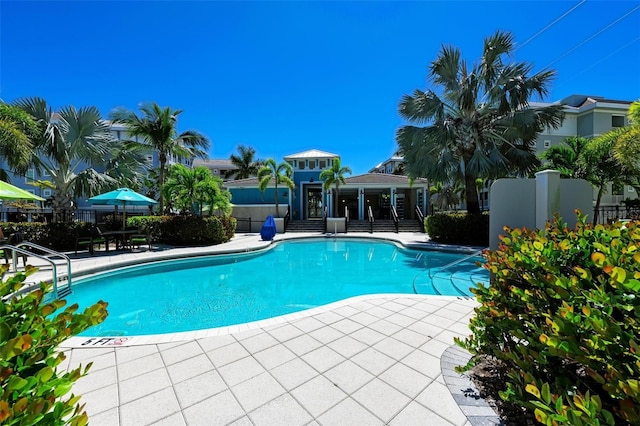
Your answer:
[593,205,640,224]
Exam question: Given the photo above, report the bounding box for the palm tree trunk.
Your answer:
[464,173,481,214]
[593,184,605,225]
[274,181,279,217]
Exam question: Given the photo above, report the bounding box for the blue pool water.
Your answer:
[65,239,487,336]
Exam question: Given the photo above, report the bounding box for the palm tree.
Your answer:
[613,99,640,177]
[0,102,38,180]
[396,30,565,214]
[162,164,222,215]
[227,144,260,180]
[109,103,210,213]
[104,140,150,191]
[540,136,590,178]
[319,158,352,217]
[258,159,294,217]
[14,98,117,222]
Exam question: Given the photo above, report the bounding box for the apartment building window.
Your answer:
[298,161,305,170]
[43,189,52,198]
[543,140,551,148]
[25,168,35,183]
[612,115,625,128]
[630,186,636,193]
[309,160,316,170]
[319,160,326,169]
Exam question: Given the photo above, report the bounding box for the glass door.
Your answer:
[307,187,323,219]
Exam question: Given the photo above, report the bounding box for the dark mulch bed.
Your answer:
[468,356,537,426]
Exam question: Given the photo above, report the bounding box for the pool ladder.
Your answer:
[0,242,72,298]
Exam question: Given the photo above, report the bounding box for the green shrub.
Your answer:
[0,265,108,425]
[457,213,640,425]
[425,212,489,246]
[0,222,92,251]
[126,216,165,242]
[157,215,235,245]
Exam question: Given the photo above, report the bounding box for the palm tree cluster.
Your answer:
[0,98,230,222]
[258,159,294,217]
[397,30,565,214]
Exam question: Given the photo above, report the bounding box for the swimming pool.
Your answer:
[66,238,487,336]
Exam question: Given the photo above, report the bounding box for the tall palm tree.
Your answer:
[14,98,117,222]
[258,159,294,217]
[227,144,260,180]
[109,103,210,213]
[396,30,565,214]
[319,158,352,217]
[0,102,38,180]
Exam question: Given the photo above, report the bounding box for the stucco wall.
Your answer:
[232,204,286,232]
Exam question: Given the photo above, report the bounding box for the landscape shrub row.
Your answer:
[458,213,640,425]
[0,215,237,251]
[425,212,489,246]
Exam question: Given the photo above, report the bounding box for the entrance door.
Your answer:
[306,187,323,219]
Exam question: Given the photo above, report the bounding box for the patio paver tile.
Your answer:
[266,323,306,342]
[230,371,286,413]
[149,412,186,425]
[166,353,214,384]
[72,365,116,395]
[401,349,443,379]
[82,384,119,418]
[389,402,455,426]
[283,333,323,356]
[248,393,313,426]
[350,347,396,376]
[351,378,411,423]
[323,360,375,395]
[173,369,227,408]
[86,407,119,426]
[301,345,346,373]
[416,379,468,426]
[237,331,279,353]
[115,345,159,364]
[254,344,297,370]
[290,375,348,417]
[269,357,318,391]
[308,325,344,344]
[217,354,267,387]
[182,390,245,426]
[349,327,386,346]
[117,353,165,381]
[158,341,203,366]
[317,397,382,426]
[326,335,368,359]
[119,368,172,405]
[206,341,250,368]
[372,336,415,360]
[379,362,432,398]
[197,333,236,352]
[119,387,181,426]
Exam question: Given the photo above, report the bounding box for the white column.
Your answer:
[535,170,561,230]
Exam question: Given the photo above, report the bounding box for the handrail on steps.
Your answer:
[344,206,349,233]
[390,205,399,233]
[0,243,71,299]
[367,206,374,234]
[414,205,425,232]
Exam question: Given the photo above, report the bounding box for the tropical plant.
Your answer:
[0,265,108,425]
[109,103,210,213]
[13,98,118,222]
[319,158,352,217]
[429,181,460,211]
[227,144,261,180]
[162,164,230,216]
[257,159,294,217]
[613,99,640,178]
[396,30,565,214]
[103,141,150,191]
[540,136,590,178]
[458,213,640,425]
[0,103,38,180]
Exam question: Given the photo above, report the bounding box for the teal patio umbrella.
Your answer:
[0,180,46,201]
[88,188,157,229]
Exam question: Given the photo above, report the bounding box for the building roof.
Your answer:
[284,149,339,160]
[344,173,428,185]
[193,159,237,169]
[224,177,261,187]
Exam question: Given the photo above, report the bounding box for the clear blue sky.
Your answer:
[1,1,639,175]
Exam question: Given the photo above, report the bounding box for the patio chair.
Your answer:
[127,226,152,251]
[75,228,106,255]
[1,232,28,266]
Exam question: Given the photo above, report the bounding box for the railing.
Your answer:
[390,206,399,233]
[284,207,290,233]
[344,206,349,233]
[593,205,640,224]
[323,206,328,233]
[234,217,253,233]
[414,205,425,232]
[1,243,71,299]
[367,206,374,234]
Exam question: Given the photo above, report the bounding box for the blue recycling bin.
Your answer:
[260,215,277,241]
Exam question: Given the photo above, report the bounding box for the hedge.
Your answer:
[457,213,640,425]
[425,212,489,246]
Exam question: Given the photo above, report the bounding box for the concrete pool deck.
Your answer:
[34,232,499,425]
